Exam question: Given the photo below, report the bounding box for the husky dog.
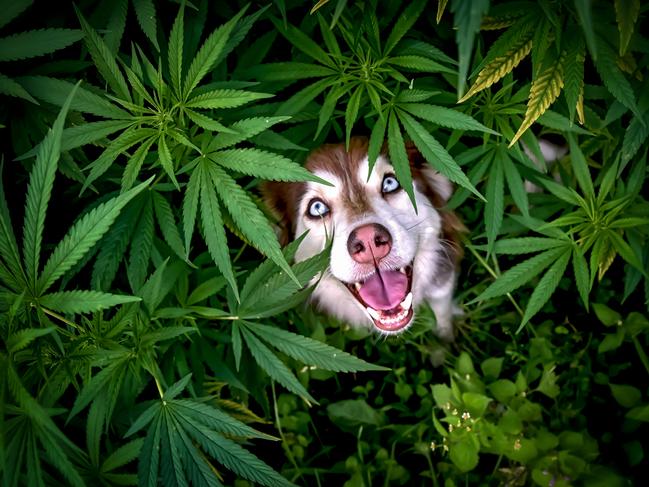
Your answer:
[263,137,464,340]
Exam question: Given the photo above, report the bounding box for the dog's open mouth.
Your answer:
[345,265,414,332]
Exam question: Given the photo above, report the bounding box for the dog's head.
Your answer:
[263,136,463,335]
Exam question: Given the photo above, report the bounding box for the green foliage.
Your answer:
[1,0,648,486]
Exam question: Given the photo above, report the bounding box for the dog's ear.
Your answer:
[405,141,453,207]
[261,180,299,246]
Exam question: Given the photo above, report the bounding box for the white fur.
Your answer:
[293,155,456,339]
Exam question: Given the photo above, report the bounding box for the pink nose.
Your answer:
[347,224,392,264]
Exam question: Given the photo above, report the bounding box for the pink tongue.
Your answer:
[358,270,408,310]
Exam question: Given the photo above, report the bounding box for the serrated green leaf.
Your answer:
[562,32,585,124]
[615,0,640,56]
[0,29,82,61]
[567,133,594,198]
[510,54,565,146]
[315,84,348,139]
[275,77,334,116]
[152,191,186,262]
[621,110,649,167]
[68,357,128,420]
[6,326,55,354]
[185,89,272,109]
[607,229,645,273]
[519,248,571,329]
[459,26,533,102]
[0,161,23,283]
[388,55,454,74]
[176,412,292,487]
[594,37,640,117]
[501,151,529,217]
[384,0,426,55]
[451,0,490,98]
[61,120,134,153]
[489,237,567,255]
[76,7,131,101]
[344,86,362,149]
[536,177,581,206]
[138,258,174,313]
[241,326,315,404]
[0,73,37,103]
[182,163,201,258]
[37,177,152,294]
[367,112,387,175]
[157,135,179,189]
[538,109,590,134]
[137,412,162,487]
[185,108,236,133]
[387,111,417,209]
[232,322,243,371]
[172,400,275,440]
[198,163,238,299]
[208,117,290,150]
[485,154,504,253]
[82,127,157,193]
[272,17,334,69]
[163,374,193,401]
[401,103,498,134]
[132,0,159,51]
[238,247,329,318]
[168,4,184,96]
[209,149,326,184]
[23,82,78,290]
[122,136,155,191]
[183,10,243,99]
[246,322,388,372]
[103,0,127,54]
[101,438,144,473]
[242,62,335,81]
[471,246,568,303]
[18,76,129,118]
[574,0,598,60]
[399,110,483,199]
[91,197,141,290]
[0,0,31,30]
[127,194,154,291]
[159,414,187,487]
[39,290,140,314]
[206,163,299,287]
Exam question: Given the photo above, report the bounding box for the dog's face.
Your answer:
[264,137,462,336]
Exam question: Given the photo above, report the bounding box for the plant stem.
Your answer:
[465,243,534,335]
[39,306,80,330]
[271,381,304,484]
[632,336,649,377]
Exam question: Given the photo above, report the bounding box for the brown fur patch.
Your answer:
[261,180,305,246]
[305,137,372,217]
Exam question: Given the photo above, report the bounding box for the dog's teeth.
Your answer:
[354,282,362,291]
[366,307,380,321]
[401,292,413,310]
[399,267,406,274]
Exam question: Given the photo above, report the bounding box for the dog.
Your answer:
[263,136,464,340]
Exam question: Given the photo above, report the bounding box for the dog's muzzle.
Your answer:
[342,223,414,332]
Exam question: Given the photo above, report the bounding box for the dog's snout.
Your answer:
[347,223,392,263]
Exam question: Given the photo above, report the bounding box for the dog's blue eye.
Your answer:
[382,175,400,194]
[307,198,330,218]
